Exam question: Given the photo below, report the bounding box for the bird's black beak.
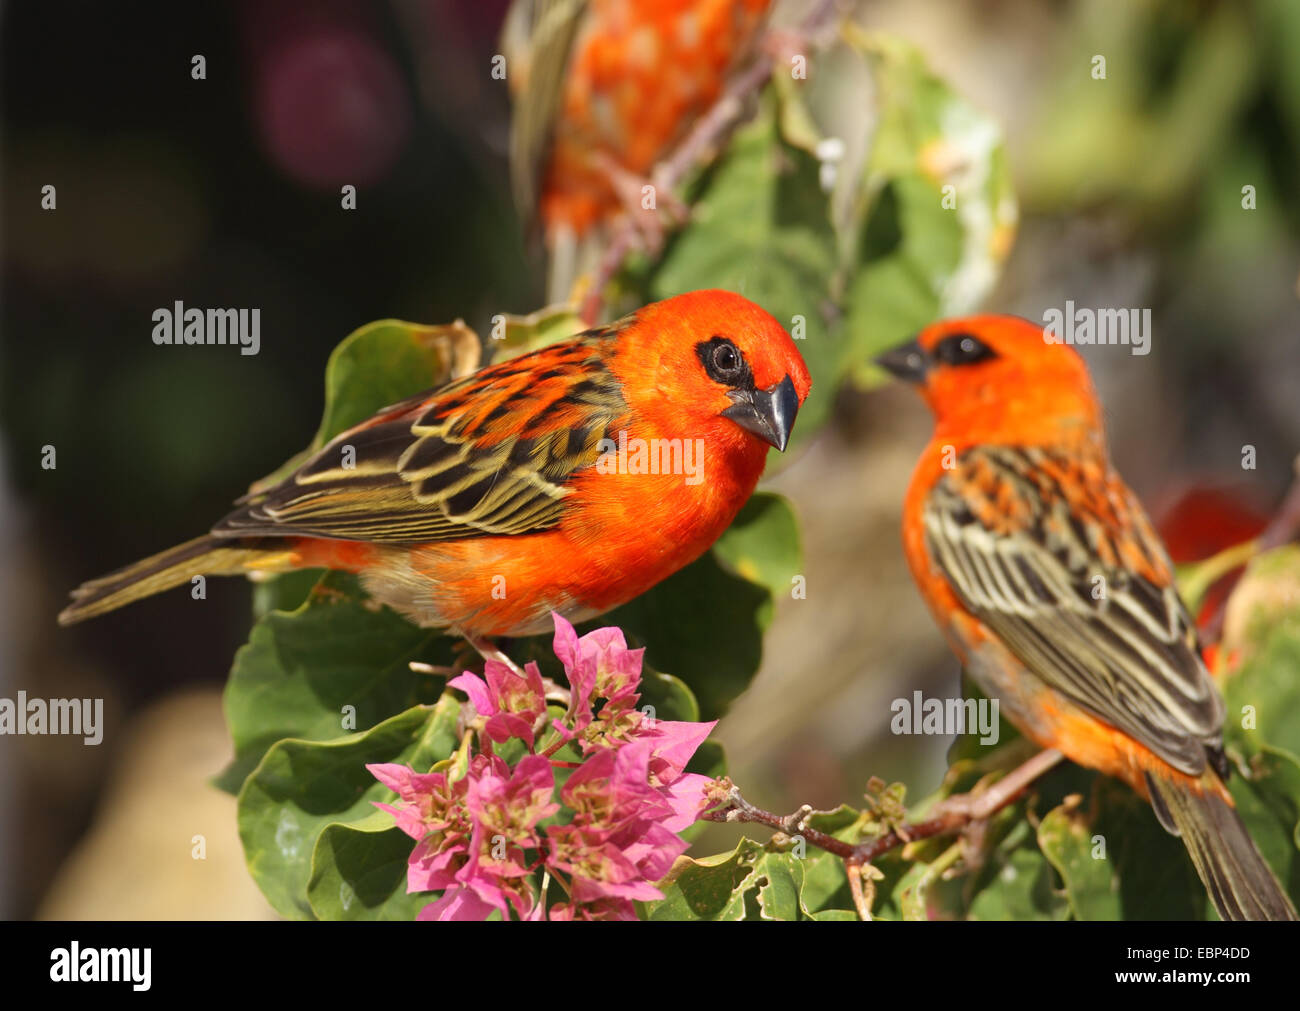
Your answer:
[874,339,931,385]
[722,375,800,452]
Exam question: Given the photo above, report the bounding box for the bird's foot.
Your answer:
[462,634,527,677]
[409,635,526,679]
[924,748,1065,825]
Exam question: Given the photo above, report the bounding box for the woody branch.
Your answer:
[702,748,1065,917]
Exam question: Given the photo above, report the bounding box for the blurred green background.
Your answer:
[2,0,1298,918]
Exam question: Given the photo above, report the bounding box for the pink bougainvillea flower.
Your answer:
[460,754,557,881]
[406,841,466,895]
[632,718,718,785]
[551,612,643,707]
[579,625,645,708]
[366,762,452,841]
[545,824,666,904]
[616,818,689,883]
[368,755,502,896]
[367,761,475,894]
[544,743,702,899]
[371,614,721,921]
[466,754,558,842]
[449,659,547,746]
[548,897,638,921]
[418,886,498,922]
[561,745,671,828]
[550,612,658,753]
[596,743,696,877]
[551,613,598,734]
[657,772,714,834]
[421,754,556,920]
[549,612,643,677]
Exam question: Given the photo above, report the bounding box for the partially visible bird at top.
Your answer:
[502,0,774,304]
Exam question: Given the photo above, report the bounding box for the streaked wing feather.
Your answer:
[503,0,589,234]
[924,445,1224,775]
[212,333,626,545]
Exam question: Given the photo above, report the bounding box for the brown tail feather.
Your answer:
[58,535,288,625]
[1147,773,1298,921]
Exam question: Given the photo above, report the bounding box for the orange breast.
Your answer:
[402,438,767,638]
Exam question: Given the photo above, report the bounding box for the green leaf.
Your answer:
[594,496,803,722]
[1225,747,1300,905]
[711,492,801,605]
[1173,540,1257,615]
[648,838,822,921]
[1093,778,1208,920]
[636,664,701,724]
[247,319,481,496]
[685,740,727,781]
[647,838,766,921]
[942,676,1026,772]
[218,571,448,793]
[1037,802,1122,920]
[933,757,1202,920]
[895,857,936,921]
[965,819,1069,921]
[1265,0,1300,148]
[602,549,771,721]
[490,303,585,361]
[752,852,808,921]
[308,813,432,921]
[837,30,1017,388]
[316,319,480,442]
[796,805,863,913]
[250,568,326,620]
[237,695,460,919]
[1218,546,1300,906]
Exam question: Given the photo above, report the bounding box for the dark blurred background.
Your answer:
[3,0,1299,918]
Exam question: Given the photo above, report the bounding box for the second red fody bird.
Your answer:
[878,315,1296,921]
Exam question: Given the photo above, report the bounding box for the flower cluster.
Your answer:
[367,613,715,920]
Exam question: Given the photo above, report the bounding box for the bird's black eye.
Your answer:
[933,333,997,367]
[695,336,751,387]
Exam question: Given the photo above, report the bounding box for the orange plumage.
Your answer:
[541,0,771,236]
[504,0,773,296]
[60,290,810,641]
[878,316,1296,921]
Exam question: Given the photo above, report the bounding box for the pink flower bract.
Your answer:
[370,613,718,921]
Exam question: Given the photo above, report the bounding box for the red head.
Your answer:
[611,289,812,455]
[875,315,1104,451]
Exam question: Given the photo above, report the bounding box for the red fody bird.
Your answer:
[60,290,810,644]
[877,315,1296,921]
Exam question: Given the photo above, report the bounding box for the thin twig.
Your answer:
[845,862,872,920]
[702,749,1065,918]
[704,784,859,858]
[846,749,1064,864]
